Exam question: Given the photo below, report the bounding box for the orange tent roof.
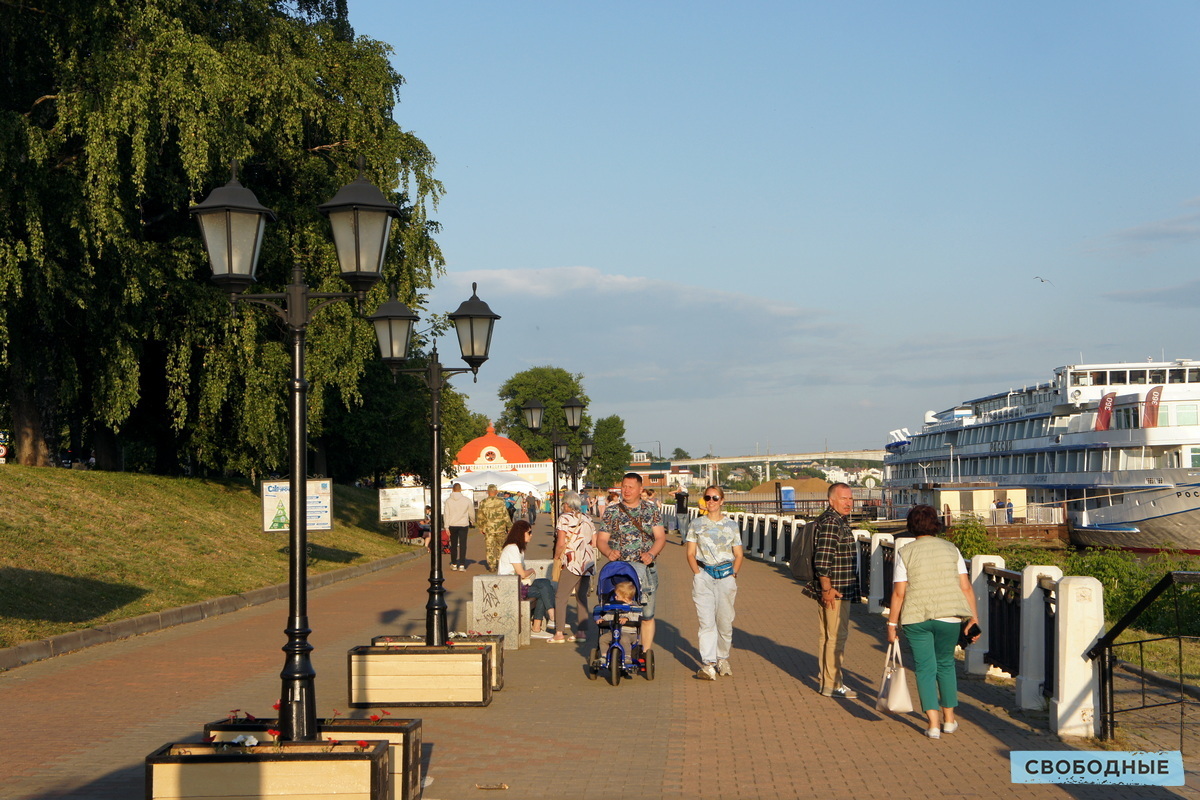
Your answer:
[454,424,533,466]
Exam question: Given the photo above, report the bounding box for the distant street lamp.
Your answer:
[522,396,587,519]
[190,160,400,742]
[371,284,500,646]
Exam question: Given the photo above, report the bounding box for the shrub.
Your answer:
[946,514,990,561]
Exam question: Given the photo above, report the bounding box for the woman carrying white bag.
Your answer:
[885,504,980,740]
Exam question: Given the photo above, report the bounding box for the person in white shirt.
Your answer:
[443,483,475,571]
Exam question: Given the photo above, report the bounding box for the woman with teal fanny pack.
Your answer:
[685,485,744,681]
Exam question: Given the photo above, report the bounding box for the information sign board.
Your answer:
[261,479,333,532]
[379,487,430,523]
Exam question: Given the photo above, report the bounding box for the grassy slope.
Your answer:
[0,466,417,648]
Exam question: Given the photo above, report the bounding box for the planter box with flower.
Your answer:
[145,738,388,800]
[371,633,505,690]
[348,644,492,707]
[203,711,422,800]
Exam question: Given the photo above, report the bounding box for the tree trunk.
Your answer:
[92,426,122,470]
[9,359,53,466]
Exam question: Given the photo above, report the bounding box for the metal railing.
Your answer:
[1039,574,1058,700]
[1086,571,1200,746]
[879,541,896,609]
[984,563,1022,677]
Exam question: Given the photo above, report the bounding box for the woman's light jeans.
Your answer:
[692,570,737,664]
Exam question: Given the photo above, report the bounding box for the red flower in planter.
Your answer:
[356,740,369,752]
[272,701,281,711]
[267,729,281,738]
[202,735,215,743]
[244,712,256,722]
[369,714,381,723]
[381,709,392,716]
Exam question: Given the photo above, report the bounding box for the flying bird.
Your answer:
[1034,276,1054,285]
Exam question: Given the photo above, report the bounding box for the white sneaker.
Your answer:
[942,721,959,734]
[821,685,858,699]
[716,659,732,677]
[695,664,717,680]
[530,630,553,639]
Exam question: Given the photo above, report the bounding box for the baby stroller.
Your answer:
[587,561,655,685]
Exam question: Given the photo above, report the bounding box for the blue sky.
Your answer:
[349,1,1200,457]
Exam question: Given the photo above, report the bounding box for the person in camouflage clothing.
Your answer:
[476,484,512,572]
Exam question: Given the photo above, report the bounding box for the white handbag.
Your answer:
[876,640,914,714]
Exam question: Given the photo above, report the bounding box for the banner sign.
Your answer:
[1011,751,1182,786]
[379,487,430,523]
[1143,385,1163,428]
[1094,392,1116,432]
[261,479,333,532]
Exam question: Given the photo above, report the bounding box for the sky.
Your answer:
[348,1,1200,459]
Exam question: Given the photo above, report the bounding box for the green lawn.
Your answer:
[0,466,417,648]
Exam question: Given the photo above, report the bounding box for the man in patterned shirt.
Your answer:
[806,482,860,699]
[476,485,511,573]
[598,473,666,660]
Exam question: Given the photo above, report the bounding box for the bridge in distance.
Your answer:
[665,449,886,468]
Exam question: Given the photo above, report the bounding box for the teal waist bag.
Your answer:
[701,561,734,579]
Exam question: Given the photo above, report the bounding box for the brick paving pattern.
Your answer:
[2,516,1198,799]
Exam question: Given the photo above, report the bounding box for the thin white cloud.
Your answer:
[1104,279,1200,307]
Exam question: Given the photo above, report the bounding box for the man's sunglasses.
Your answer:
[704,495,722,502]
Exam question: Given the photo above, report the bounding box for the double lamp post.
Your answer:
[520,397,592,521]
[190,162,498,741]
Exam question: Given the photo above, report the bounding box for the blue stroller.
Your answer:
[587,561,655,684]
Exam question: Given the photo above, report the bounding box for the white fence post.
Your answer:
[968,555,1004,676]
[1017,565,1063,710]
[1051,576,1105,739]
[868,533,893,614]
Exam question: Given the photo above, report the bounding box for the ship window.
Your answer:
[1149,369,1166,384]
[1179,405,1198,426]
[1191,447,1200,468]
[1110,370,1127,385]
[1190,369,1200,382]
[1130,370,1148,384]
[1072,371,1090,386]
[1170,369,1186,384]
[1091,371,1106,385]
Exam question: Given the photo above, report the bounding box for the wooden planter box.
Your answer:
[349,645,492,707]
[203,718,421,800]
[372,634,505,690]
[145,740,388,800]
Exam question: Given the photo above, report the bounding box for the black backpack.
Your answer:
[789,519,819,582]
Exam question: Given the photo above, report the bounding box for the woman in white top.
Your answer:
[498,520,557,637]
[685,485,744,681]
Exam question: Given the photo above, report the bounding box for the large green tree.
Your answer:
[590,414,632,491]
[495,366,590,462]
[0,0,444,476]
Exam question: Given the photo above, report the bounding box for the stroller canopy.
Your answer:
[597,561,641,598]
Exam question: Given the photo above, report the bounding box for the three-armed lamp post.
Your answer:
[522,396,587,520]
[370,285,500,647]
[191,161,402,742]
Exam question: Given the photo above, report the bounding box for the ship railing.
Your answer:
[1026,503,1065,524]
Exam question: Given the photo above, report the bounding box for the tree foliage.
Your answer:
[671,447,691,460]
[590,414,632,491]
[495,366,590,462]
[1,0,444,477]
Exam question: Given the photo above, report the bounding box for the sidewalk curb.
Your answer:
[0,551,422,673]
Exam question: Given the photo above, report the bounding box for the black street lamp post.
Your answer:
[371,286,500,647]
[190,162,400,742]
[522,396,587,518]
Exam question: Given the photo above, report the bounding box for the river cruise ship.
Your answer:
[883,360,1200,552]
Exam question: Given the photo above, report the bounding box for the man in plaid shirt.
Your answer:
[808,482,860,699]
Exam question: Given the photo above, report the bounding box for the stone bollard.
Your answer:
[1017,565,1063,710]
[1051,576,1105,739]
[967,554,1005,677]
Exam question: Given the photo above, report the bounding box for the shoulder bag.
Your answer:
[876,640,914,714]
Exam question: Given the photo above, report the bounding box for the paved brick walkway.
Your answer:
[2,515,1197,799]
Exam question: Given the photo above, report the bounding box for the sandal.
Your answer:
[548,635,567,643]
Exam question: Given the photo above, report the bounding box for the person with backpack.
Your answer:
[685,485,743,680]
[802,483,861,699]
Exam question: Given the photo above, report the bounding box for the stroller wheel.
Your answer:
[644,648,655,680]
[607,646,622,686]
[587,647,599,680]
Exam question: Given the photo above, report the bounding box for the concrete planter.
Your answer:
[203,717,421,800]
[145,740,388,800]
[372,634,505,690]
[348,644,492,707]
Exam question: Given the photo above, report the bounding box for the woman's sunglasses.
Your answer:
[704,495,722,502]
